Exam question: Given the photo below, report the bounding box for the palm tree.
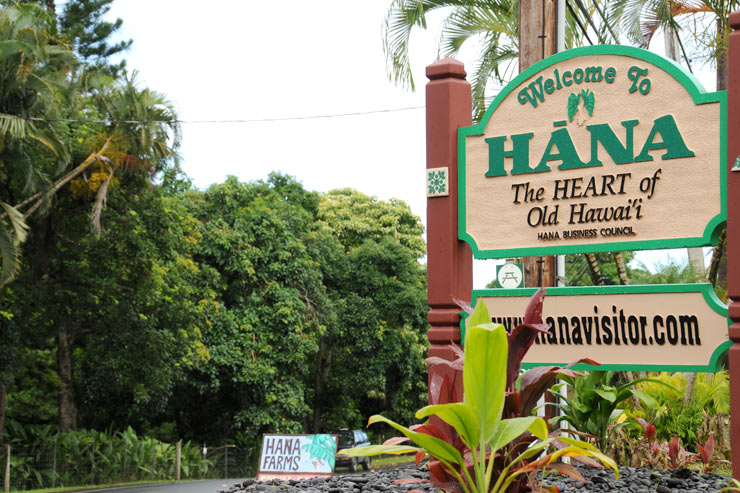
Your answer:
[383,0,620,121]
[0,2,181,287]
[32,72,181,433]
[13,72,181,236]
[0,3,77,286]
[608,0,738,89]
[384,0,519,120]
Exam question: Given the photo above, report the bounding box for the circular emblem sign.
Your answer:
[496,263,524,289]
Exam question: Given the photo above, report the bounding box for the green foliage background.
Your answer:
[0,0,430,467]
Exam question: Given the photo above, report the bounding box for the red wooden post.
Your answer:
[728,10,740,480]
[425,58,473,401]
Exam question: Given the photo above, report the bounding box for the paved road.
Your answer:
[82,479,245,493]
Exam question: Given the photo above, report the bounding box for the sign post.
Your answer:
[726,10,740,480]
[425,58,473,399]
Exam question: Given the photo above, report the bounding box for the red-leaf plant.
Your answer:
[411,289,604,492]
[635,406,667,459]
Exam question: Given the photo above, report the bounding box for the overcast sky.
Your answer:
[103,1,715,286]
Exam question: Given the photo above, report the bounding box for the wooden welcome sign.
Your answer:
[453,45,729,372]
[458,46,725,258]
[423,28,740,478]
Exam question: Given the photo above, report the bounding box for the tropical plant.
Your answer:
[1,422,212,490]
[551,370,676,451]
[0,2,77,286]
[623,371,729,449]
[383,0,622,122]
[339,291,618,493]
[608,0,738,87]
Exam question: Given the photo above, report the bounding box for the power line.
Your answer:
[0,90,502,126]
[0,106,426,125]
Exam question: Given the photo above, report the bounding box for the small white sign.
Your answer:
[257,434,337,480]
[496,263,525,289]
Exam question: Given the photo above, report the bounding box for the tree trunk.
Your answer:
[718,18,729,92]
[58,326,77,433]
[664,25,681,62]
[683,372,697,409]
[708,228,726,287]
[0,383,5,443]
[311,341,332,433]
[586,253,605,285]
[613,252,629,285]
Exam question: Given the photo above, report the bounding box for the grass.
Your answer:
[371,453,417,469]
[10,478,202,493]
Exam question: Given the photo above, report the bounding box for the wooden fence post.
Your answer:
[3,444,9,493]
[425,57,473,401]
[726,9,740,481]
[176,441,181,481]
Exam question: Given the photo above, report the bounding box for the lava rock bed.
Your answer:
[218,465,735,493]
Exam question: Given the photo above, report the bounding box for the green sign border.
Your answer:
[462,283,730,372]
[458,45,727,259]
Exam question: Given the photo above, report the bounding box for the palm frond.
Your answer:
[439,2,517,56]
[469,40,517,122]
[0,200,28,244]
[383,0,493,91]
[0,228,22,287]
[0,202,27,287]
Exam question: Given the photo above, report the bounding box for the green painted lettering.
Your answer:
[584,66,603,82]
[586,119,639,166]
[554,68,563,89]
[517,76,546,108]
[485,132,535,177]
[544,78,555,94]
[605,67,616,83]
[634,115,695,162]
[541,128,585,171]
[563,71,572,86]
[573,68,584,84]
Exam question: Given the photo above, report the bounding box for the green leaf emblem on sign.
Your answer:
[302,434,337,469]
[567,93,581,121]
[567,90,596,121]
[581,89,595,115]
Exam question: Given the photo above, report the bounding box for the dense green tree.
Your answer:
[0,0,182,433]
[168,175,327,444]
[309,189,428,431]
[4,170,211,433]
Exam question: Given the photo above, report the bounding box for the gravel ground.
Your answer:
[218,465,735,493]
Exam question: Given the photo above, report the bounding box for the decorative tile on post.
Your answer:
[427,167,449,197]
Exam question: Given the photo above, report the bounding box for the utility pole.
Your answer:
[519,0,558,289]
[662,26,707,409]
[519,0,559,421]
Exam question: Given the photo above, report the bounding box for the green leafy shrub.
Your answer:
[551,371,675,451]
[339,290,618,493]
[3,422,212,490]
[627,371,729,450]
